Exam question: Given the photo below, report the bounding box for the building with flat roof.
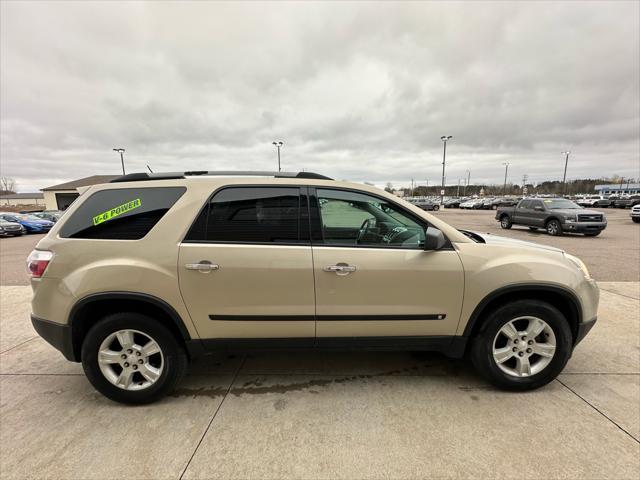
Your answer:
[41,175,119,210]
[0,192,44,206]
[594,183,640,195]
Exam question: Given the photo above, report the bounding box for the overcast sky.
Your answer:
[1,1,639,192]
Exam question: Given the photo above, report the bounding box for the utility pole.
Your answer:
[457,179,461,197]
[113,148,126,175]
[619,176,625,194]
[440,136,453,205]
[272,141,283,171]
[502,162,510,195]
[561,151,571,196]
[521,174,528,195]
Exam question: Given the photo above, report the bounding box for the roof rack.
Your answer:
[110,171,333,183]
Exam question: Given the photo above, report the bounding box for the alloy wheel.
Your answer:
[492,316,556,377]
[98,329,164,391]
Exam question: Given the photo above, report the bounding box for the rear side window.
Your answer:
[59,187,186,239]
[185,187,302,243]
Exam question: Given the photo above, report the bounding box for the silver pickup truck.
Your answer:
[496,198,607,236]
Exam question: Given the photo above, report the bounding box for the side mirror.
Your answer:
[424,227,446,251]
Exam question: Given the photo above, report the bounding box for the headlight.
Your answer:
[564,215,576,222]
[565,253,591,279]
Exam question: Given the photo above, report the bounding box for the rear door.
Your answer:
[310,188,464,340]
[178,186,315,341]
[529,200,547,227]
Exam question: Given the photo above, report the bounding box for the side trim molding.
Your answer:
[209,314,446,321]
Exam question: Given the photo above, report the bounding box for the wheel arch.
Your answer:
[68,292,192,362]
[462,284,582,347]
[544,216,562,226]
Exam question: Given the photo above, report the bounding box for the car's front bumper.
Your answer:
[31,315,76,361]
[563,222,607,233]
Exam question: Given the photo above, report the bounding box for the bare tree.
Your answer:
[0,177,16,194]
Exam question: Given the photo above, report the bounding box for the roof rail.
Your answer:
[110,171,333,183]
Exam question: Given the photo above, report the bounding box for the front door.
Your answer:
[178,186,315,341]
[310,188,464,339]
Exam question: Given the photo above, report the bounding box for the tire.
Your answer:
[81,312,188,404]
[528,227,538,231]
[632,218,640,223]
[492,205,498,210]
[433,205,440,211]
[546,219,562,236]
[470,300,573,391]
[584,232,601,237]
[499,215,512,229]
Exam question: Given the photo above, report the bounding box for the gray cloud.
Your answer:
[1,1,638,191]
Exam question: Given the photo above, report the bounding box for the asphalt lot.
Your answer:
[0,206,639,479]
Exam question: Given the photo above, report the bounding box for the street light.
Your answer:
[464,169,470,196]
[272,141,283,172]
[113,148,126,175]
[440,135,452,204]
[502,162,511,194]
[561,151,571,196]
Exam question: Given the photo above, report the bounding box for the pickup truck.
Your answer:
[496,198,607,236]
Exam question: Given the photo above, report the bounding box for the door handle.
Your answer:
[185,261,220,273]
[323,263,357,275]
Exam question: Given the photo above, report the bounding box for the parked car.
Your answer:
[631,204,640,223]
[29,170,599,404]
[414,200,440,211]
[0,219,26,237]
[491,197,520,210]
[576,196,611,208]
[478,198,497,210]
[444,198,465,208]
[460,199,483,209]
[613,195,640,209]
[496,198,607,236]
[33,211,62,223]
[0,213,54,233]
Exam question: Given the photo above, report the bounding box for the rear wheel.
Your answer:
[433,205,440,211]
[500,216,512,229]
[546,219,562,236]
[81,312,188,404]
[470,300,572,390]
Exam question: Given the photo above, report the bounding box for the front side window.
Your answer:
[59,187,186,239]
[518,200,532,209]
[316,189,425,248]
[185,187,301,243]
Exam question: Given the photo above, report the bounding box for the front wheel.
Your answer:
[500,216,512,229]
[81,312,188,404]
[632,218,640,223]
[433,205,440,211]
[470,300,573,390]
[546,219,562,236]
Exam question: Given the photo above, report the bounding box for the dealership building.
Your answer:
[0,192,45,206]
[594,183,640,195]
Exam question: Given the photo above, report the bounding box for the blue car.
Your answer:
[0,213,54,233]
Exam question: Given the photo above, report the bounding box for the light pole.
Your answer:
[502,162,510,194]
[561,151,571,196]
[113,148,126,175]
[440,135,452,204]
[272,141,283,172]
[464,169,470,196]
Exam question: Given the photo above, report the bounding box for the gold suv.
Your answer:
[28,171,599,404]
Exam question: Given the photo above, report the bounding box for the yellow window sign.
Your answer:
[93,198,141,225]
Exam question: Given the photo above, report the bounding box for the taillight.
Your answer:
[26,250,53,278]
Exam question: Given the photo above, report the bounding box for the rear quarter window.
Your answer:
[59,187,186,239]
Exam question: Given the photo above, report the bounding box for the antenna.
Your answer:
[146,165,153,173]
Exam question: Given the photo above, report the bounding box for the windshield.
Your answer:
[543,199,581,209]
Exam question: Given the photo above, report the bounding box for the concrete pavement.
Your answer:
[0,284,638,479]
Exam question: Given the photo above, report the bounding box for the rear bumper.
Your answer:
[31,315,76,361]
[575,317,597,346]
